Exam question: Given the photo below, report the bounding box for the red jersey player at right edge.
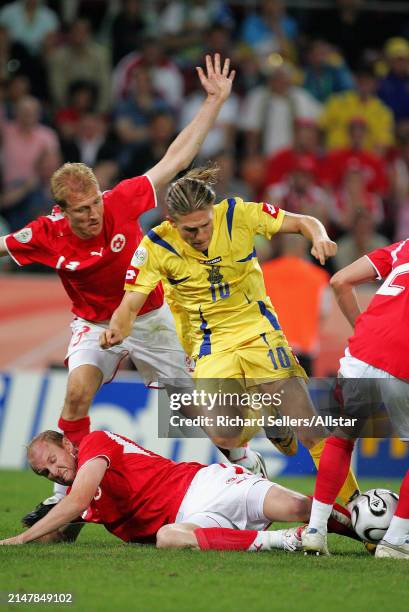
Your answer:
[302,240,409,558]
[0,55,268,525]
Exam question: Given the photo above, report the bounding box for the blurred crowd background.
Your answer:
[0,0,409,334]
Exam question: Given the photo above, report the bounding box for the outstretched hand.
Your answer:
[196,53,235,104]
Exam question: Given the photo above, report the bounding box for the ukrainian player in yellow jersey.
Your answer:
[100,165,359,505]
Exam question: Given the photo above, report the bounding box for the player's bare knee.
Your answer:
[291,495,311,522]
[63,384,94,418]
[156,525,183,549]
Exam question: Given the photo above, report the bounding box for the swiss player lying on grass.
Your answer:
[0,430,357,551]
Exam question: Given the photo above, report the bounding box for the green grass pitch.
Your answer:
[0,470,408,612]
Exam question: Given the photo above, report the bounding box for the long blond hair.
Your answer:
[166,164,219,218]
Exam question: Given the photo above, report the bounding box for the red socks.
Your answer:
[58,416,90,446]
[194,528,257,551]
[396,470,409,519]
[313,437,355,505]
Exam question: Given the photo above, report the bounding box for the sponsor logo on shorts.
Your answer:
[13,228,32,244]
[111,233,126,252]
[131,246,148,267]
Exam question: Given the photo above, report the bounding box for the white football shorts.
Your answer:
[66,302,192,386]
[339,348,409,439]
[175,463,274,530]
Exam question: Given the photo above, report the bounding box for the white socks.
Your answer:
[383,516,409,545]
[53,483,68,500]
[307,498,334,534]
[248,530,291,552]
[228,445,259,471]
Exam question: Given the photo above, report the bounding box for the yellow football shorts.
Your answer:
[193,330,306,385]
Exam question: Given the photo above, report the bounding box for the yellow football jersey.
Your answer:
[124,197,286,359]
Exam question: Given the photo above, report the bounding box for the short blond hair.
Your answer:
[51,162,98,209]
[27,430,64,466]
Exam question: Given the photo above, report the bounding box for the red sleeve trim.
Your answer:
[365,254,382,280]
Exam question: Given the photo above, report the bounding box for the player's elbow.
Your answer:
[330,270,349,293]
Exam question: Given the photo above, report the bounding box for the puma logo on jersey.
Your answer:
[90,248,104,257]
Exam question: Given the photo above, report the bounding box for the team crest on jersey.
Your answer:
[13,228,32,244]
[111,233,126,252]
[131,246,148,267]
[262,202,279,218]
[207,265,224,285]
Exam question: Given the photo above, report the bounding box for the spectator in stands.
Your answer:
[240,0,299,60]
[302,39,354,103]
[333,162,384,232]
[239,155,268,202]
[59,112,118,169]
[261,234,330,376]
[0,23,35,83]
[121,110,175,180]
[305,0,380,70]
[378,37,409,126]
[110,0,147,67]
[0,95,60,230]
[325,117,389,197]
[0,0,59,56]
[241,61,322,156]
[334,209,389,271]
[264,117,326,188]
[2,73,31,119]
[156,1,233,58]
[213,150,251,202]
[120,110,177,230]
[387,123,409,242]
[179,69,239,160]
[47,18,111,113]
[112,65,171,166]
[320,61,394,153]
[54,80,99,140]
[265,156,333,225]
[112,35,184,109]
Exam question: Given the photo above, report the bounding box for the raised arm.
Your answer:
[278,211,337,265]
[330,257,378,328]
[0,458,108,545]
[100,290,148,349]
[146,54,235,190]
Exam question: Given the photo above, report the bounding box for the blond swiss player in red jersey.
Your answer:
[302,241,409,558]
[0,429,357,550]
[0,55,269,525]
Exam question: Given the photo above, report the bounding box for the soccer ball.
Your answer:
[350,489,399,543]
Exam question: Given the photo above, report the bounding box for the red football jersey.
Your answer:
[348,240,409,378]
[76,431,204,543]
[4,176,164,321]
